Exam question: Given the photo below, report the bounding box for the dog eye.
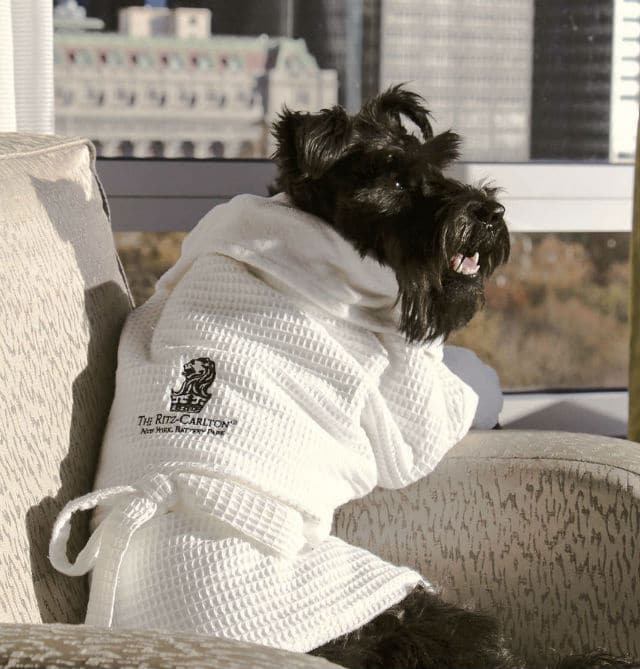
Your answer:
[394,178,404,190]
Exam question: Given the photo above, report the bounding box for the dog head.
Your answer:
[272,85,510,343]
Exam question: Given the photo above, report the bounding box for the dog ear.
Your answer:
[359,84,434,140]
[272,106,352,181]
[420,131,462,169]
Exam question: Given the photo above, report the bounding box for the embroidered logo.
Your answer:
[170,357,216,414]
[136,357,236,436]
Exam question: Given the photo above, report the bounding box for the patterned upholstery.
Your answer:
[0,133,133,625]
[335,429,640,662]
[0,624,338,668]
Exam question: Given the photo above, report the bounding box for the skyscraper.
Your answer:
[530,1,614,161]
[294,0,381,108]
[609,0,639,162]
[379,0,534,162]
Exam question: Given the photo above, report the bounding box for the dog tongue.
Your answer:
[450,252,480,275]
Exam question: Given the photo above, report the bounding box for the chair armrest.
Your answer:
[334,430,640,662]
[0,623,339,668]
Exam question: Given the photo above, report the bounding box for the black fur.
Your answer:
[310,585,522,669]
[310,585,639,669]
[271,86,638,669]
[272,84,510,342]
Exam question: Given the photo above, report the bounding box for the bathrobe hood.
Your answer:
[157,192,404,335]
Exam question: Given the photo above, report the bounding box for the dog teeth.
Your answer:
[450,252,480,275]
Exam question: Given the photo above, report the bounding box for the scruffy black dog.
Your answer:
[272,84,508,345]
[271,85,638,669]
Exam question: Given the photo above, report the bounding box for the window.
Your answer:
[119,140,134,157]
[450,232,629,391]
[52,1,639,432]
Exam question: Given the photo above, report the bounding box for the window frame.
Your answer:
[98,159,634,233]
[97,159,634,437]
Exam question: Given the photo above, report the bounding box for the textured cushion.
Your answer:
[334,430,640,662]
[0,624,339,668]
[0,133,133,625]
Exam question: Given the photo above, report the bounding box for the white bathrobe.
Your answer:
[50,193,502,653]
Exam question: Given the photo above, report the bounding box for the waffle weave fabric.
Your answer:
[50,194,488,653]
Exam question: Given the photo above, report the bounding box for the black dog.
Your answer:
[271,85,637,669]
[272,84,508,345]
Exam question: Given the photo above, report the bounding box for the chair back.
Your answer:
[0,133,132,623]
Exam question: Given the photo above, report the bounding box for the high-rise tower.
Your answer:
[379,0,534,162]
[530,1,614,161]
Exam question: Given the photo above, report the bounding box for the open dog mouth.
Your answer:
[450,251,480,276]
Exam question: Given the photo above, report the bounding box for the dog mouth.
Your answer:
[449,251,480,276]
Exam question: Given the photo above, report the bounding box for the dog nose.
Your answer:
[469,202,505,231]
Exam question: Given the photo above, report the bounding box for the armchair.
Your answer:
[0,132,637,667]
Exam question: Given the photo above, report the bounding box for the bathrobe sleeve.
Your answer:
[362,333,479,490]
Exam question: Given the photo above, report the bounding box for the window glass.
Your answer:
[53,0,639,162]
[115,231,186,301]
[449,232,629,391]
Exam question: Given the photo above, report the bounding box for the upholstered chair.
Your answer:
[1,133,638,667]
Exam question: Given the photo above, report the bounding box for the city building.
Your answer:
[379,0,534,162]
[293,0,381,109]
[609,0,639,162]
[56,1,638,163]
[53,2,337,158]
[83,0,381,108]
[54,0,105,32]
[530,1,614,161]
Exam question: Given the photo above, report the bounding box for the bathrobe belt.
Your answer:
[49,467,310,627]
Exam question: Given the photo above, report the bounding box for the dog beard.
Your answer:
[396,268,486,344]
[330,192,509,344]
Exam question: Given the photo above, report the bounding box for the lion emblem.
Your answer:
[170,357,216,413]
